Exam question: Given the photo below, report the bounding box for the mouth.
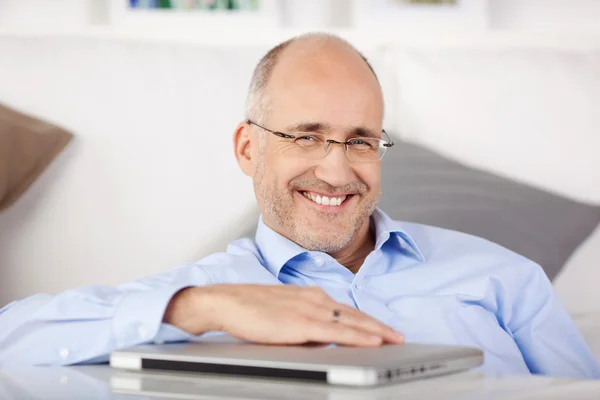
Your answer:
[298,190,353,210]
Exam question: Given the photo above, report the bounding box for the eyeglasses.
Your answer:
[247,120,394,163]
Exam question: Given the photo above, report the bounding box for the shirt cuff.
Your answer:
[154,323,193,344]
[113,285,192,349]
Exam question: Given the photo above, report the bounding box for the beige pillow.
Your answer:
[0,104,72,212]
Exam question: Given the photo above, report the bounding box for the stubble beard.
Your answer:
[254,163,377,254]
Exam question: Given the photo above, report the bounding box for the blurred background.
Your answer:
[0,2,599,359]
[0,0,600,33]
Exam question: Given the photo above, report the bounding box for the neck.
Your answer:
[330,218,375,274]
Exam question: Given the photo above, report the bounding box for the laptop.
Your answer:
[110,334,483,387]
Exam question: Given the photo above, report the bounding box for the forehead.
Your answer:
[264,41,384,132]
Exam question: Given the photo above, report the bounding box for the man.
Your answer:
[0,33,598,378]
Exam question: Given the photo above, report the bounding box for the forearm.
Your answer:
[0,285,189,366]
[0,263,214,367]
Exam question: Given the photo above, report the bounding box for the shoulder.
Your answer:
[393,221,553,317]
[393,219,546,285]
[398,220,530,260]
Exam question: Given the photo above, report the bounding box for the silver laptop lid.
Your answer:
[112,334,482,370]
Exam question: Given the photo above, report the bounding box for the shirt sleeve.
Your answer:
[508,263,600,379]
[0,262,213,367]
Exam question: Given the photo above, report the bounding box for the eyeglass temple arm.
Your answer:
[247,119,296,140]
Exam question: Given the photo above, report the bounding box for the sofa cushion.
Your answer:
[378,139,600,281]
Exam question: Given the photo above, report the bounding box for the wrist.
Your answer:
[163,286,224,335]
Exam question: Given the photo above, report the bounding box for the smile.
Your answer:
[301,191,349,207]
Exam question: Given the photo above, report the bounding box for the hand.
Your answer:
[164,284,404,347]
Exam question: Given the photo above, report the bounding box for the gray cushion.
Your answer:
[379,139,600,280]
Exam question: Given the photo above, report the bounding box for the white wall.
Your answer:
[489,0,600,32]
[280,0,351,29]
[0,0,93,29]
[2,0,600,33]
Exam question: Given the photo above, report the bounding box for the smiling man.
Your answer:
[240,42,384,273]
[0,33,598,378]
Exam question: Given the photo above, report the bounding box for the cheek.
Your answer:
[357,164,381,194]
[267,151,314,189]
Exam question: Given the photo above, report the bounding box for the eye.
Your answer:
[297,135,318,141]
[294,134,323,146]
[348,138,376,150]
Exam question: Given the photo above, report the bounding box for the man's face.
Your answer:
[248,47,384,253]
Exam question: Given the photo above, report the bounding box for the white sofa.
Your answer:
[0,31,599,357]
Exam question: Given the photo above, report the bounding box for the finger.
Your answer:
[292,288,404,344]
[309,304,404,344]
[306,320,384,347]
[335,305,405,344]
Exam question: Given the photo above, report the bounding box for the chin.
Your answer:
[291,220,353,253]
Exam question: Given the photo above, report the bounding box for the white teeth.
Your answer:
[302,192,347,207]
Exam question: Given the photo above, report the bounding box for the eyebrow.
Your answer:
[284,122,380,138]
[284,122,331,133]
[349,127,379,139]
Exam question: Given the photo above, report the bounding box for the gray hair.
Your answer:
[244,33,379,124]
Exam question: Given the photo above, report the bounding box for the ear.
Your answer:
[233,121,255,177]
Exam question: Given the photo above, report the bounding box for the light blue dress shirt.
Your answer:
[1,208,599,378]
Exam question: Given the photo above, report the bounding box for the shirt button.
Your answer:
[354,283,362,290]
[313,256,325,266]
[60,376,69,385]
[59,348,70,359]
[138,325,149,339]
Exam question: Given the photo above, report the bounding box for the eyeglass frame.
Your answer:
[246,119,394,162]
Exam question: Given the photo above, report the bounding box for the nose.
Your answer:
[313,143,356,188]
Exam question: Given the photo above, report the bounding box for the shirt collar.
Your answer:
[370,208,425,262]
[255,207,425,278]
[255,216,309,278]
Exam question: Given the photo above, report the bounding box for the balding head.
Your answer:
[245,33,380,123]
